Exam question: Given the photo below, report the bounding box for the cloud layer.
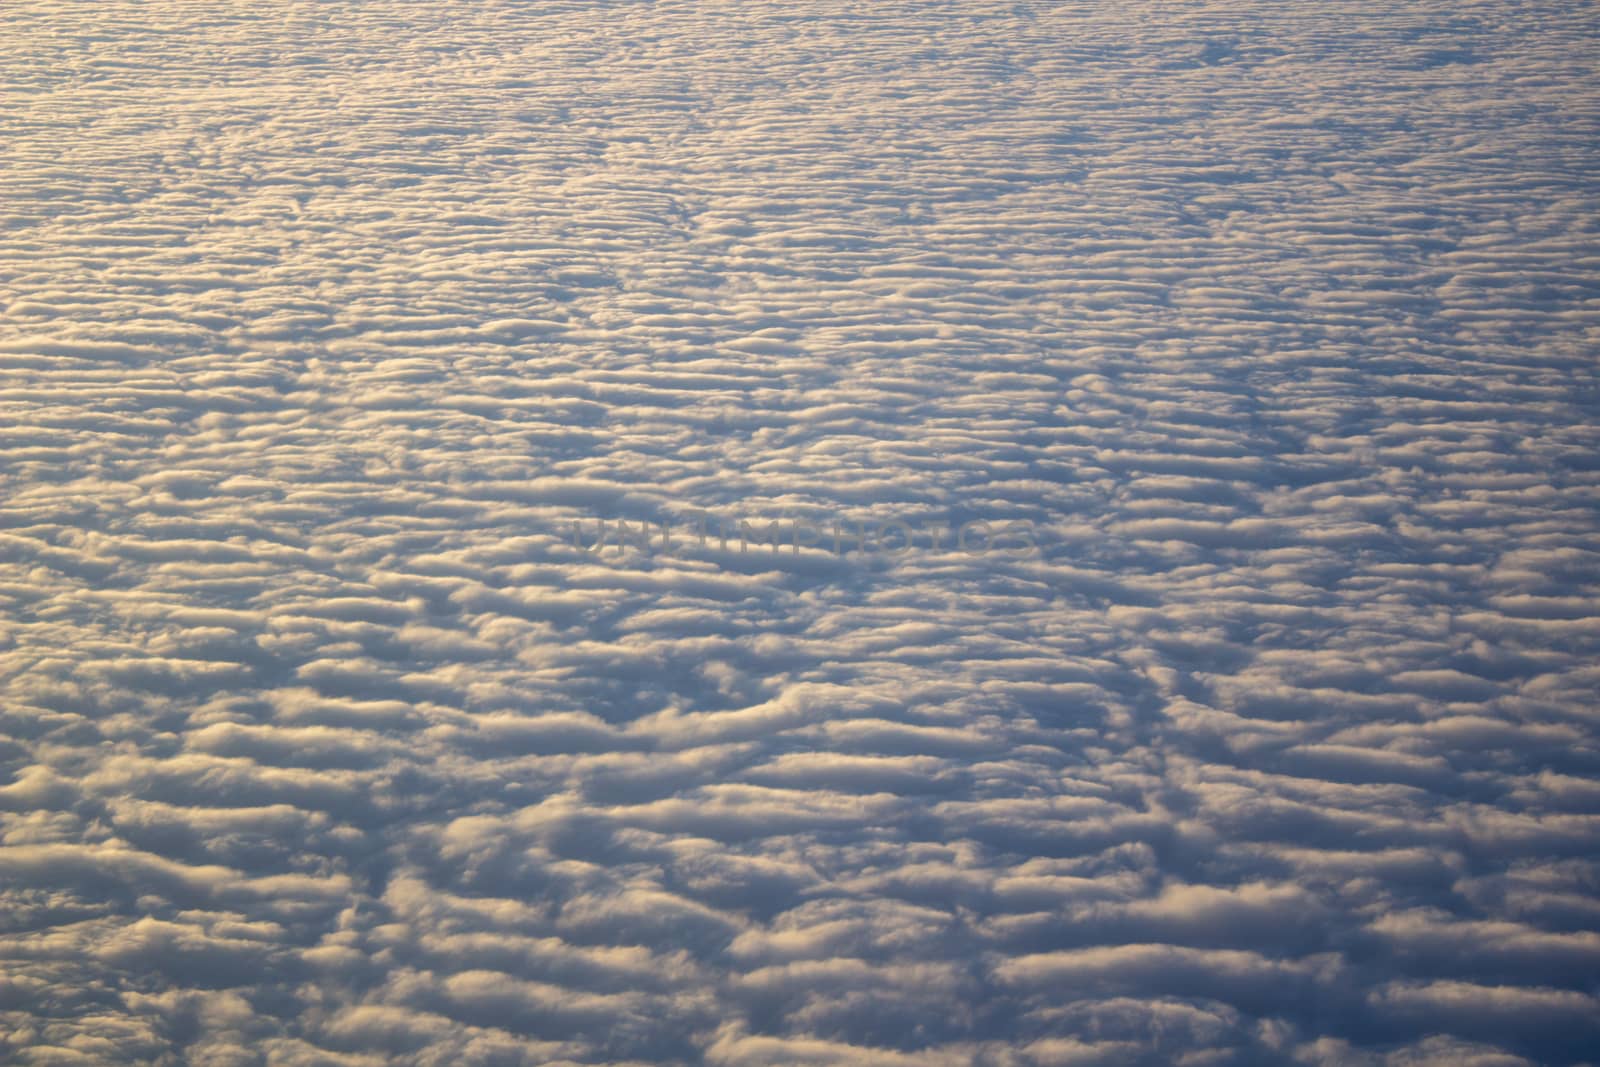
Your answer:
[2,0,1599,1063]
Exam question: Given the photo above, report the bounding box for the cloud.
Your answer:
[1,0,1598,1063]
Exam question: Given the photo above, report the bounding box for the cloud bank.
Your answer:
[2,0,1598,1063]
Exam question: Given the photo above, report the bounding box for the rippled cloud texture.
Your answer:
[3,1,1599,1064]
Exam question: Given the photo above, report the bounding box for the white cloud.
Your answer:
[2,0,1598,1062]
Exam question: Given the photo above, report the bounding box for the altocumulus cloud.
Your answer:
[2,0,1599,1064]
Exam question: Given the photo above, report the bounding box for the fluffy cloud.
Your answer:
[2,0,1598,1063]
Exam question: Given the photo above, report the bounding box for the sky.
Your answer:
[1,1,1599,1064]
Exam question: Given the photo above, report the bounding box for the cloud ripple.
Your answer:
[2,0,1598,1064]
